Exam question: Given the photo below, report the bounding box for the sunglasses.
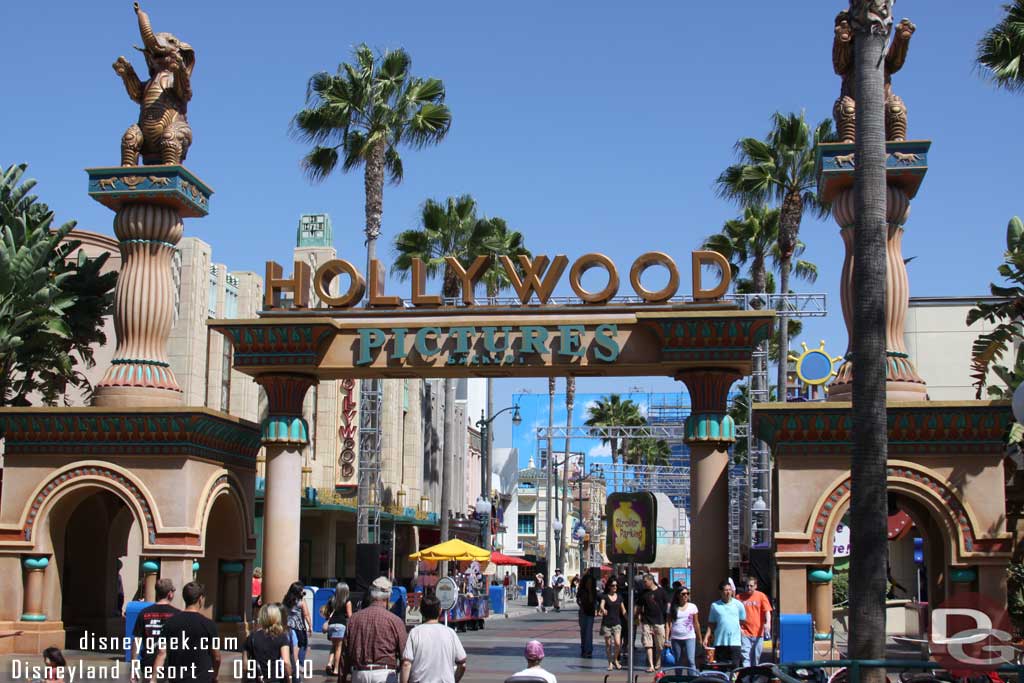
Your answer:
[679,591,689,595]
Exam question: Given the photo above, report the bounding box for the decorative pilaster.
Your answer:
[219,561,244,622]
[21,556,49,621]
[808,568,834,639]
[816,141,930,402]
[678,369,739,444]
[142,560,160,602]
[676,369,739,611]
[87,166,212,408]
[256,374,316,606]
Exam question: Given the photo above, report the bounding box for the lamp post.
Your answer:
[475,404,521,549]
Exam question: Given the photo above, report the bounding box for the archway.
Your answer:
[51,489,137,646]
[198,486,250,628]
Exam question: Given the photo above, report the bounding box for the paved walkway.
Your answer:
[0,601,648,683]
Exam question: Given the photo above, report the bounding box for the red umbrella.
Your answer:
[490,551,535,567]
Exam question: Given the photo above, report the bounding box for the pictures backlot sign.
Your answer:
[242,250,768,378]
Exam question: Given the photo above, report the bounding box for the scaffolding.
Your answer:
[357,378,383,544]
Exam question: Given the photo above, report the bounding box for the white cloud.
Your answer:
[588,442,611,458]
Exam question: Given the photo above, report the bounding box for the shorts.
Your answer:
[600,624,622,638]
[641,622,666,650]
[327,623,346,640]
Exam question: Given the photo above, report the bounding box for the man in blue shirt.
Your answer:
[703,579,746,671]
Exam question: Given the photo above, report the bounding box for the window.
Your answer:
[518,514,536,536]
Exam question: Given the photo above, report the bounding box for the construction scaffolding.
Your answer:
[357,378,383,544]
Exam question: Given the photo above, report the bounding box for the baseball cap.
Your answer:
[372,576,392,592]
[525,640,545,660]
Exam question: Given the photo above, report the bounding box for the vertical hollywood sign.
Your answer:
[336,379,358,489]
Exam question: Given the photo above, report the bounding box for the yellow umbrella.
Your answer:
[409,538,491,562]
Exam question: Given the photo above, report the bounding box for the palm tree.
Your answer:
[476,218,531,301]
[703,206,817,398]
[584,394,646,465]
[291,45,452,272]
[977,1,1024,92]
[0,163,116,406]
[716,112,835,399]
[392,195,490,298]
[702,205,780,309]
[968,216,1024,397]
[624,437,671,467]
[847,3,893,680]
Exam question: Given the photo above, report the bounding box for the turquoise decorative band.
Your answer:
[110,358,171,367]
[192,561,200,572]
[950,568,977,584]
[808,569,833,583]
[123,238,177,249]
[23,556,49,570]
[684,413,735,443]
[142,560,160,573]
[814,632,833,641]
[220,561,244,574]
[262,415,309,445]
[20,614,47,622]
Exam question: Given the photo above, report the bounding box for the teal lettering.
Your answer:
[557,325,586,357]
[357,328,387,365]
[415,327,442,357]
[391,328,409,360]
[482,326,514,353]
[593,324,620,362]
[520,326,550,354]
[449,326,477,354]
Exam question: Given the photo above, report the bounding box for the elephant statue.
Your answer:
[113,3,194,166]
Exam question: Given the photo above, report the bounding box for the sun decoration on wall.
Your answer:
[789,341,844,386]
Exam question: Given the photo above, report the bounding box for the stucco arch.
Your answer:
[17,461,162,549]
[196,469,255,557]
[808,460,983,565]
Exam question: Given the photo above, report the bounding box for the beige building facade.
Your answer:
[903,296,1007,399]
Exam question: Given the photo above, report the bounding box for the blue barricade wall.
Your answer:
[489,585,505,614]
[778,613,813,665]
[312,587,334,633]
[124,600,154,662]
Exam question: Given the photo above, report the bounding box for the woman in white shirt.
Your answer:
[665,586,701,676]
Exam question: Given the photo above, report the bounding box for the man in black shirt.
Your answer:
[635,573,668,672]
[130,579,179,681]
[150,581,221,683]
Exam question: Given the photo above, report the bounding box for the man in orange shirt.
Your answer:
[737,577,772,667]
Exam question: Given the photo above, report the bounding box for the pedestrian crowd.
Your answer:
[578,573,772,675]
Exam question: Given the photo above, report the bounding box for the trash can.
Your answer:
[124,601,154,662]
[489,585,505,615]
[778,613,813,665]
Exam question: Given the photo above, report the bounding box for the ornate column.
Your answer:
[257,373,316,604]
[677,369,739,611]
[220,562,244,622]
[817,141,930,402]
[21,556,49,621]
[87,167,212,408]
[808,568,834,639]
[142,559,160,602]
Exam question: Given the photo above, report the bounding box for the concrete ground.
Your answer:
[0,599,638,683]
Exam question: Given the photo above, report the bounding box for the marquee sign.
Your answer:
[211,248,776,380]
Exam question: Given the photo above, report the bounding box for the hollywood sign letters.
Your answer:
[263,251,732,310]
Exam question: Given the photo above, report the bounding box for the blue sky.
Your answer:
[2,1,1018,445]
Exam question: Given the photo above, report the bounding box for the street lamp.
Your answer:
[476,404,521,549]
